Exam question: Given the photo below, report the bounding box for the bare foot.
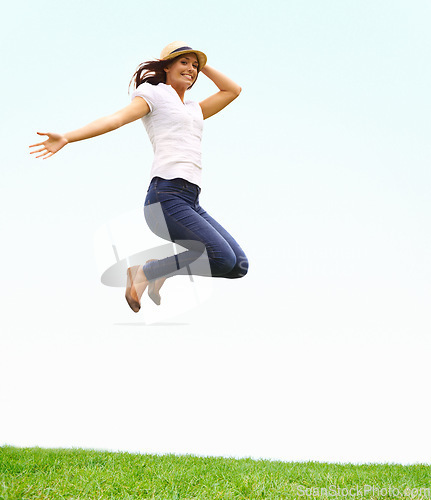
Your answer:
[125,265,149,312]
[146,259,167,306]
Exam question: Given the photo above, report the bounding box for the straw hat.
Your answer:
[160,41,207,71]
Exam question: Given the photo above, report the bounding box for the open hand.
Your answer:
[29,132,68,159]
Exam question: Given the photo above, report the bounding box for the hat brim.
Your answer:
[162,50,207,71]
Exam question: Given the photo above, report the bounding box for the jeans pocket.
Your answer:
[144,187,158,206]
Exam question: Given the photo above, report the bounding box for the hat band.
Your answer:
[169,46,193,55]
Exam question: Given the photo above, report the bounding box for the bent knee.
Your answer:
[220,253,238,276]
[238,256,249,277]
[233,255,249,278]
[209,250,237,277]
[223,255,249,279]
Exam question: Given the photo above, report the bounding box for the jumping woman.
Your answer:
[29,41,249,313]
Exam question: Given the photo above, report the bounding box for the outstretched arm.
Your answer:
[198,65,241,120]
[29,97,150,159]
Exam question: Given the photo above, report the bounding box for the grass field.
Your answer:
[1,446,430,500]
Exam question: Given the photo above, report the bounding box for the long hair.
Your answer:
[129,55,199,93]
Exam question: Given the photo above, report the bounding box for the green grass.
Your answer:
[1,446,430,500]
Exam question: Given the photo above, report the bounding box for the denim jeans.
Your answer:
[142,177,249,281]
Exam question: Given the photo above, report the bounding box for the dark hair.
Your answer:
[129,54,199,93]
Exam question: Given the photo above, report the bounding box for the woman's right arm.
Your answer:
[29,97,150,159]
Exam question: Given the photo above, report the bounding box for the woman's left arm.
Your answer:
[199,65,242,120]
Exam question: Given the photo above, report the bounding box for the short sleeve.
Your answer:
[131,83,158,112]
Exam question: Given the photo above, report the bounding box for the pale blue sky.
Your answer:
[1,0,430,463]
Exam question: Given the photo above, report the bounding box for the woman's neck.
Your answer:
[165,80,187,103]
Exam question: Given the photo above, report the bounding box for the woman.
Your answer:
[29,41,249,313]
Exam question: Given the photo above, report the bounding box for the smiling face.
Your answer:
[164,53,199,91]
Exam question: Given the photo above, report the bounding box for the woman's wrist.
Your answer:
[62,133,72,144]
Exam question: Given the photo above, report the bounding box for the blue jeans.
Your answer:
[142,177,249,281]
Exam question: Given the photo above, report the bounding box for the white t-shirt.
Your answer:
[131,82,204,187]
